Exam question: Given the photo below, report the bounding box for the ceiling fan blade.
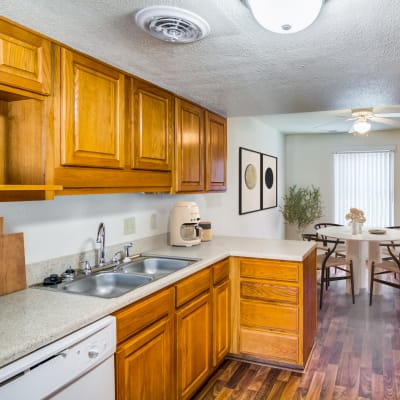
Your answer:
[372,116,400,127]
[374,112,400,118]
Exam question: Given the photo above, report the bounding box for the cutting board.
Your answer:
[0,217,27,295]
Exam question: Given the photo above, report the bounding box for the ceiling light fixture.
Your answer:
[243,0,324,34]
[353,118,371,135]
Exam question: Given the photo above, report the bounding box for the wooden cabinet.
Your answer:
[114,288,174,400]
[205,112,227,192]
[212,258,230,367]
[0,18,51,96]
[174,98,227,193]
[175,268,212,399]
[174,98,205,192]
[59,48,125,169]
[230,252,317,369]
[131,79,173,171]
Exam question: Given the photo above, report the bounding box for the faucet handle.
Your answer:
[112,251,123,264]
[123,243,133,262]
[80,260,92,275]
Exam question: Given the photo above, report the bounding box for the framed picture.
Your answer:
[261,153,277,209]
[239,147,261,214]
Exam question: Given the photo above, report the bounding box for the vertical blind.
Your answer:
[334,150,394,227]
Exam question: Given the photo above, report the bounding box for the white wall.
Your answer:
[1,116,285,264]
[203,117,285,240]
[285,130,400,237]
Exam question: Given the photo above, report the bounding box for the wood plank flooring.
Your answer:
[193,279,400,399]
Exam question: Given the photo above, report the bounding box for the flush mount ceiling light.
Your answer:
[243,0,324,34]
[134,6,210,43]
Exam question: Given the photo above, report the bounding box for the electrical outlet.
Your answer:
[124,217,136,235]
[150,213,157,230]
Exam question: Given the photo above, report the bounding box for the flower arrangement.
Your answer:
[345,208,366,224]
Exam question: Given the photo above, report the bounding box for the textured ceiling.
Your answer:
[3,0,400,133]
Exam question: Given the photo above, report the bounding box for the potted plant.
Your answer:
[280,185,323,238]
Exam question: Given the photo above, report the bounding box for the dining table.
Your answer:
[317,225,400,295]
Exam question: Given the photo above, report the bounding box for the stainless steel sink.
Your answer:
[118,256,197,278]
[61,272,153,298]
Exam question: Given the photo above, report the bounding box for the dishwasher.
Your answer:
[0,315,116,400]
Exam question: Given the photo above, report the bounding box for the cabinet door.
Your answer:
[0,18,51,95]
[175,98,205,192]
[213,279,230,367]
[176,292,211,400]
[115,317,173,400]
[60,48,125,168]
[205,111,227,191]
[132,80,173,171]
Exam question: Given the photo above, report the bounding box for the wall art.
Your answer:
[239,147,261,214]
[261,153,278,209]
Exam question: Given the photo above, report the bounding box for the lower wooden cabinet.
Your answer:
[175,268,212,400]
[230,252,317,369]
[212,259,230,367]
[115,317,173,400]
[176,292,212,400]
[113,288,174,400]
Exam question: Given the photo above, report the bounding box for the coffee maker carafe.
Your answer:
[170,202,201,247]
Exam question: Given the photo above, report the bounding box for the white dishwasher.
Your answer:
[0,315,116,400]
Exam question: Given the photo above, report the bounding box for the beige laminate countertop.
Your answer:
[0,236,315,368]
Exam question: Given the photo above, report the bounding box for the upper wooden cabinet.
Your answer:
[174,98,227,193]
[0,18,51,96]
[131,79,173,171]
[206,111,227,192]
[59,48,125,169]
[174,98,205,192]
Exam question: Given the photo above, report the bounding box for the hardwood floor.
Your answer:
[193,279,400,399]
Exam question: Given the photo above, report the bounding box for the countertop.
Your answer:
[0,236,315,368]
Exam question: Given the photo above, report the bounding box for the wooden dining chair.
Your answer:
[314,222,346,263]
[303,234,355,309]
[369,243,400,305]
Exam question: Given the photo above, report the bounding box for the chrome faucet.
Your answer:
[96,222,106,266]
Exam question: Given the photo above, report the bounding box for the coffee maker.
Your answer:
[170,201,201,247]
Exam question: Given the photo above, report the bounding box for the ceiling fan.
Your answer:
[344,108,400,134]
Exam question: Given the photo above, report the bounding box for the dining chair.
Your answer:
[369,243,400,305]
[314,222,346,263]
[303,234,355,309]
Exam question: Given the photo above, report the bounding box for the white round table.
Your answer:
[317,226,400,295]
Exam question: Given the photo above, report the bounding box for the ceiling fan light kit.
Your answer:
[353,119,371,135]
[134,6,210,43]
[244,0,324,34]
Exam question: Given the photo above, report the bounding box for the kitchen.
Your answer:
[1,0,400,399]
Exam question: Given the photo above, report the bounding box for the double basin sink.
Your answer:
[42,256,199,299]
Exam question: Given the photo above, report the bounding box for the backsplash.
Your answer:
[26,234,167,286]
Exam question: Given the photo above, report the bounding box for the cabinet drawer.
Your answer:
[175,268,210,308]
[213,258,229,285]
[113,288,173,344]
[240,328,298,364]
[241,281,299,305]
[240,300,298,333]
[240,259,299,283]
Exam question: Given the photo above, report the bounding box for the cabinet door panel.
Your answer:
[132,80,173,171]
[60,48,125,168]
[0,19,51,95]
[213,279,230,367]
[176,292,211,400]
[115,318,173,400]
[205,112,226,191]
[175,98,204,192]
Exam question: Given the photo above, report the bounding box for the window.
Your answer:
[334,149,394,227]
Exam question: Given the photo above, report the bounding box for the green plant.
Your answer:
[280,185,323,235]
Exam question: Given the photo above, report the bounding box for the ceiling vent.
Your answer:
[134,6,210,43]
